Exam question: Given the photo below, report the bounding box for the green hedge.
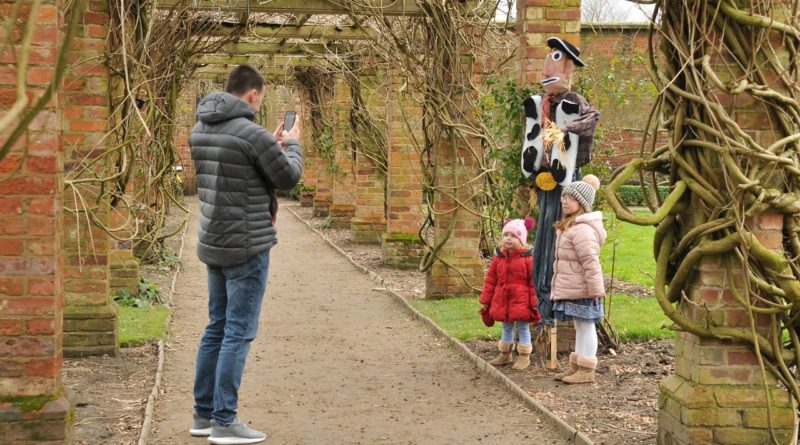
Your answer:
[615,185,669,207]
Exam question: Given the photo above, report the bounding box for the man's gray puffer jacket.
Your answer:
[190,92,303,267]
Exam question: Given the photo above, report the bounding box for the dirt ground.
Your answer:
[63,344,158,445]
[61,197,672,444]
[62,206,188,445]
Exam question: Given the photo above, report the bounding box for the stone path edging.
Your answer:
[285,205,593,445]
[138,218,189,445]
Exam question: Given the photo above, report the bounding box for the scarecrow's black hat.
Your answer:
[547,37,586,67]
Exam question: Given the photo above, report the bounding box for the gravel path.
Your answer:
[149,197,568,444]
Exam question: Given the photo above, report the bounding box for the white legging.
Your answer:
[573,318,598,358]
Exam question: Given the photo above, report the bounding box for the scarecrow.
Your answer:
[521,37,600,328]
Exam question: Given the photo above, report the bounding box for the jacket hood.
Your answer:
[495,246,533,258]
[575,211,607,245]
[196,92,255,124]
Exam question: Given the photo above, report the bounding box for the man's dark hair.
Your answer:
[225,64,265,96]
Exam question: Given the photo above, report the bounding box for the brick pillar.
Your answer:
[425,45,484,299]
[175,81,196,195]
[276,85,296,121]
[350,65,387,243]
[657,4,796,442]
[299,114,318,207]
[262,83,278,129]
[0,0,74,442]
[61,0,117,357]
[516,0,581,85]
[329,74,355,228]
[658,219,795,444]
[382,71,425,268]
[272,84,302,201]
[311,80,334,218]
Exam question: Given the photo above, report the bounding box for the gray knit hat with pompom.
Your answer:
[561,174,600,213]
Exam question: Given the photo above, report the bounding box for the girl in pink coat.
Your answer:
[551,175,606,384]
[480,218,542,370]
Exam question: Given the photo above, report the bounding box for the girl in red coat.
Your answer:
[480,218,542,370]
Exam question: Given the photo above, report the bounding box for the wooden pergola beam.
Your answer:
[195,67,316,83]
[158,0,424,16]
[209,23,378,40]
[197,54,329,67]
[213,41,340,55]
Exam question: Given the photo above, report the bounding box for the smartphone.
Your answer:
[284,111,297,131]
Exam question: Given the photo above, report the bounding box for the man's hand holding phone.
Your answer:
[273,111,301,147]
[276,111,301,146]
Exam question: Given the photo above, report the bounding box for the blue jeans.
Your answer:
[193,250,270,424]
[501,321,532,345]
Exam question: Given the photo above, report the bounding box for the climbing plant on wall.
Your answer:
[479,75,538,249]
[332,0,517,280]
[63,0,240,262]
[607,0,800,412]
[294,66,336,171]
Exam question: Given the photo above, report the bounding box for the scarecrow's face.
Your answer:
[541,48,575,94]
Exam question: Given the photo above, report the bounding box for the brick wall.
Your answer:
[175,82,197,195]
[578,25,658,171]
[0,0,74,442]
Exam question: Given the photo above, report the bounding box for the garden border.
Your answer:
[138,218,189,445]
[285,205,594,445]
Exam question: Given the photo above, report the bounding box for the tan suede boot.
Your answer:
[554,352,579,381]
[512,344,533,370]
[562,355,597,384]
[488,340,514,366]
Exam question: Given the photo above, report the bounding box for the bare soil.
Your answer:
[62,204,188,445]
[63,344,157,445]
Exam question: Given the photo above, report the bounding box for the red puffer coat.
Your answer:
[479,247,541,324]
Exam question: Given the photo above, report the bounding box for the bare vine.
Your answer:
[324,1,517,284]
[63,0,241,262]
[607,0,800,415]
[294,66,336,169]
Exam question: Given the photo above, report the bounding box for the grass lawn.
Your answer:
[601,212,657,287]
[406,210,666,344]
[118,305,171,347]
[605,293,675,340]
[409,297,502,341]
[410,294,674,343]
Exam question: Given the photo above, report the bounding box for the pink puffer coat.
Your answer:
[551,211,607,301]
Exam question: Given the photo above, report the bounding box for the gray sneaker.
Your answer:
[208,418,267,445]
[189,412,212,436]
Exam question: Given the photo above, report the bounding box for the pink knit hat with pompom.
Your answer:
[502,217,536,245]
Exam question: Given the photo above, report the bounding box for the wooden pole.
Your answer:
[547,321,558,369]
